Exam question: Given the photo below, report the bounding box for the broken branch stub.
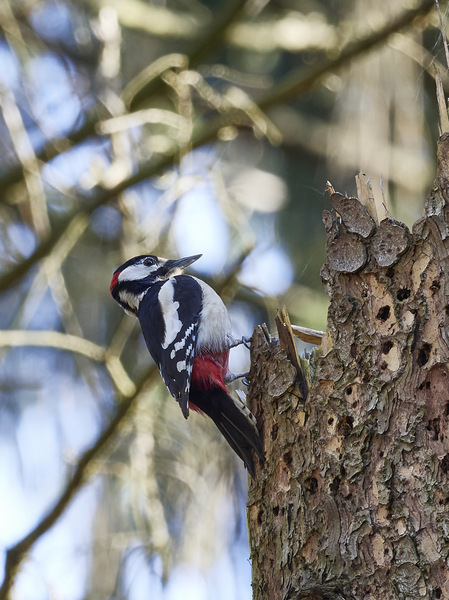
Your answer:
[331,192,375,238]
[370,218,410,267]
[326,233,368,273]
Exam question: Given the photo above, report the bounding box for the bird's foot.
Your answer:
[241,336,251,349]
[224,371,249,384]
[228,335,252,350]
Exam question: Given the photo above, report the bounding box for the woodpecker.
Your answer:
[110,253,263,477]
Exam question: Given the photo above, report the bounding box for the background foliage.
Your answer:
[0,0,444,598]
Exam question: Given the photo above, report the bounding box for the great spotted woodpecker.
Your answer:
[110,253,263,476]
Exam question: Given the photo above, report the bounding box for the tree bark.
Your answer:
[247,133,449,600]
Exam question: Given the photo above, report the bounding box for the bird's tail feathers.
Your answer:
[191,385,263,477]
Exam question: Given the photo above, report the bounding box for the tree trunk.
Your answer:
[247,134,449,600]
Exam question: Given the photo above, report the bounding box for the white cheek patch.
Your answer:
[118,261,162,282]
[158,280,183,349]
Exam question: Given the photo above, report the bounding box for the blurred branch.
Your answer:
[90,0,201,39]
[0,0,437,294]
[0,0,246,197]
[257,0,436,111]
[0,0,435,200]
[126,0,248,110]
[0,87,50,236]
[0,106,106,198]
[11,213,89,328]
[0,328,135,395]
[0,0,49,235]
[0,329,105,358]
[0,143,205,294]
[0,366,157,600]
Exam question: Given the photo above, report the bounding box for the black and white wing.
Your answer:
[137,275,202,419]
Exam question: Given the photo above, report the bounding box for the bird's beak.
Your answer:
[164,254,202,276]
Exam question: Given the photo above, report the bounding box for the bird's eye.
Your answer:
[143,257,155,267]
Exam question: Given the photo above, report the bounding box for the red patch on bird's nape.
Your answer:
[110,271,120,294]
[191,353,229,393]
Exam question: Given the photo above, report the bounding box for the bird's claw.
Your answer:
[224,371,249,384]
[241,336,251,349]
[228,336,252,350]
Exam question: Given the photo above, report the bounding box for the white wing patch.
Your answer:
[169,323,196,359]
[158,280,183,349]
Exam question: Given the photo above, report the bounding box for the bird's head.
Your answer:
[110,253,202,315]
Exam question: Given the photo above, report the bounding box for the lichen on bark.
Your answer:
[247,134,449,600]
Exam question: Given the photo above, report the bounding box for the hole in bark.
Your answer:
[417,343,431,366]
[386,267,394,278]
[427,418,440,440]
[430,279,441,292]
[346,386,352,395]
[396,288,410,301]
[328,417,334,425]
[435,587,442,599]
[338,415,353,437]
[330,477,340,495]
[381,361,388,371]
[441,455,449,473]
[340,466,346,477]
[382,340,393,354]
[305,477,318,494]
[426,381,431,389]
[283,451,292,466]
[352,401,357,408]
[271,423,278,441]
[257,510,263,525]
[273,506,279,516]
[445,402,449,417]
[377,305,390,321]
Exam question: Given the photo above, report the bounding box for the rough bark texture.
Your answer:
[247,134,449,600]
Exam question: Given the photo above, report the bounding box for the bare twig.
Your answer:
[290,325,325,346]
